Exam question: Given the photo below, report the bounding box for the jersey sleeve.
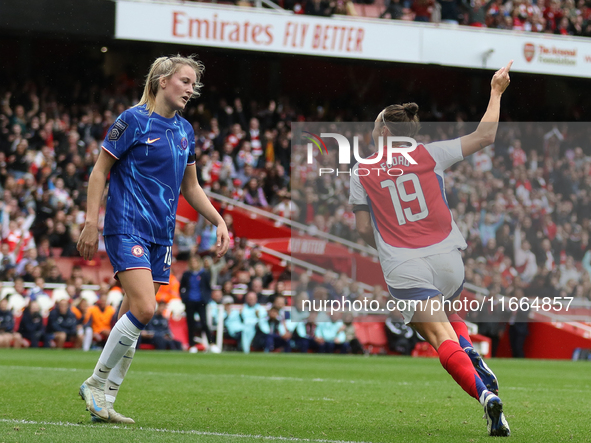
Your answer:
[187,125,196,166]
[349,163,369,212]
[424,138,463,171]
[102,110,136,160]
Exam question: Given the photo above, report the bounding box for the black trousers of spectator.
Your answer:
[22,332,43,348]
[291,328,312,353]
[509,323,529,358]
[184,301,212,347]
[234,327,268,352]
[349,338,364,354]
[489,335,501,357]
[152,333,183,350]
[317,340,336,353]
[265,333,291,352]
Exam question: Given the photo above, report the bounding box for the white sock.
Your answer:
[105,340,136,404]
[82,327,94,352]
[479,389,493,406]
[91,312,144,385]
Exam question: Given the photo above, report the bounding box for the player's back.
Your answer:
[358,143,453,249]
[349,139,467,273]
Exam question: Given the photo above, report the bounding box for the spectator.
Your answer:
[175,222,197,261]
[559,255,581,289]
[314,312,346,353]
[207,288,225,340]
[508,288,530,358]
[381,0,405,19]
[273,191,299,220]
[265,307,291,352]
[0,297,23,348]
[305,0,334,16]
[18,300,45,348]
[197,219,218,255]
[238,291,269,353]
[438,0,460,23]
[251,277,267,304]
[412,0,435,21]
[385,311,423,355]
[11,276,28,299]
[479,206,505,247]
[180,255,214,353]
[471,284,507,357]
[28,276,50,303]
[342,312,363,354]
[224,296,244,344]
[45,298,82,348]
[142,301,182,350]
[45,265,65,284]
[243,178,269,208]
[83,292,115,350]
[513,225,539,284]
[156,270,181,304]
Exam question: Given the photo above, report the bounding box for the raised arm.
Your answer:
[460,60,512,157]
[1,92,12,116]
[181,164,230,258]
[26,94,39,120]
[77,149,117,260]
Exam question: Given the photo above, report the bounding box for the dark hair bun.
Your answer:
[403,102,419,116]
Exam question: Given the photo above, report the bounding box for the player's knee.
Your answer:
[136,306,155,325]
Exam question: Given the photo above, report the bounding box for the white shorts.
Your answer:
[385,249,465,324]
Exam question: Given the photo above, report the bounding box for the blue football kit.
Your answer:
[101,105,196,283]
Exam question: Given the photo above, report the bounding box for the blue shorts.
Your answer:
[104,234,172,285]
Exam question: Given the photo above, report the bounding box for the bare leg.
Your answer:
[54,332,66,348]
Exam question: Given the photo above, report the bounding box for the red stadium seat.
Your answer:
[354,322,388,354]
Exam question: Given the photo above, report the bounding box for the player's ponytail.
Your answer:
[381,102,420,137]
[136,54,205,114]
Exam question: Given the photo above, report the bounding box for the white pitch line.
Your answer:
[0,419,374,443]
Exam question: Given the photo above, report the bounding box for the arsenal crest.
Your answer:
[523,43,535,63]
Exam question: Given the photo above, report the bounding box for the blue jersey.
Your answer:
[102,105,196,245]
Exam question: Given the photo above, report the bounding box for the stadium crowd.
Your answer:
[0,71,589,356]
[376,0,591,36]
[219,0,591,37]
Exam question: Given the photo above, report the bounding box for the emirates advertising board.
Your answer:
[115,0,591,77]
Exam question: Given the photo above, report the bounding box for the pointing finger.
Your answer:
[505,60,513,72]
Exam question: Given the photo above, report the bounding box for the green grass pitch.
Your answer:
[0,349,590,442]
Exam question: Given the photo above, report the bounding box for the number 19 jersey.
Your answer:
[349,139,467,276]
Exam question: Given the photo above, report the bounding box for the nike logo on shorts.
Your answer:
[119,341,131,346]
[146,137,160,144]
[163,265,171,272]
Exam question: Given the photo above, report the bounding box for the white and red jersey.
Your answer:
[249,128,263,157]
[4,229,33,262]
[349,139,467,277]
